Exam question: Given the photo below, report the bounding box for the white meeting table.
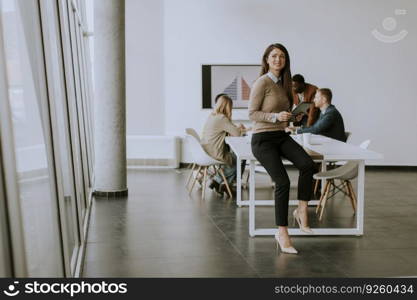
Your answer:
[225,134,383,237]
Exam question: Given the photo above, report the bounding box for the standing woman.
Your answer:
[249,43,316,254]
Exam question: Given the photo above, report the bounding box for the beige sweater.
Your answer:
[201,114,242,165]
[248,74,291,133]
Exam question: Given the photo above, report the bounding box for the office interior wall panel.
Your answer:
[126,0,417,165]
[125,0,164,136]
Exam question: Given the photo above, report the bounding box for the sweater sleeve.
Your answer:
[248,78,278,123]
[221,116,242,137]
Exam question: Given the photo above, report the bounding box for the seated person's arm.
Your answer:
[297,112,335,135]
[242,124,252,132]
[223,119,243,137]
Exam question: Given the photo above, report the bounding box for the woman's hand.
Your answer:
[295,113,305,122]
[276,111,292,122]
[285,126,297,134]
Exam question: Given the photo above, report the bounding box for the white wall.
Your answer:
[126,0,164,135]
[127,0,417,166]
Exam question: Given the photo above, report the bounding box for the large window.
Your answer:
[0,0,94,277]
[0,0,63,276]
[0,158,12,277]
[39,0,82,276]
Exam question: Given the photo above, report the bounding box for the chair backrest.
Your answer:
[185,128,201,143]
[359,139,371,149]
[345,131,351,142]
[185,133,221,166]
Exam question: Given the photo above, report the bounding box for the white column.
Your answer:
[93,0,127,195]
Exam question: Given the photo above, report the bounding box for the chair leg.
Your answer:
[343,180,350,196]
[314,179,320,195]
[339,179,350,197]
[218,168,233,198]
[346,180,357,213]
[243,169,249,190]
[316,180,330,213]
[331,181,336,194]
[319,180,332,221]
[201,166,208,200]
[186,163,196,187]
[189,165,201,194]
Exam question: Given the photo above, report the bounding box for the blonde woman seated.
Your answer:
[201,94,248,195]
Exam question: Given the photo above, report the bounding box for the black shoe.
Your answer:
[220,184,236,197]
[209,181,223,196]
[209,180,219,190]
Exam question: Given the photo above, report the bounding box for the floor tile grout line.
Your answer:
[187,184,263,277]
[206,213,262,278]
[312,249,350,277]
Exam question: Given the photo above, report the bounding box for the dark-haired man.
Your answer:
[293,88,346,142]
[292,74,319,127]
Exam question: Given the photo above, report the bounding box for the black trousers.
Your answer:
[251,131,316,226]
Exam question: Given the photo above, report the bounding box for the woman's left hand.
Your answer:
[285,126,297,134]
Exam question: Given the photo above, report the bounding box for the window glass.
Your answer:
[42,0,80,274]
[0,0,62,276]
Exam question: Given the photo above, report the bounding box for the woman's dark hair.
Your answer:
[260,43,293,107]
[292,74,305,84]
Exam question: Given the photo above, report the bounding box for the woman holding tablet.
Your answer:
[248,43,316,254]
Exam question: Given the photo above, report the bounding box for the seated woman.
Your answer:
[201,94,247,195]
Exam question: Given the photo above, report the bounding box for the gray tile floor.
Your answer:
[82,167,417,277]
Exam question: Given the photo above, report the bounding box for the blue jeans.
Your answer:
[213,153,245,185]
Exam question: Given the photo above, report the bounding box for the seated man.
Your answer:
[292,88,347,142]
[292,74,320,127]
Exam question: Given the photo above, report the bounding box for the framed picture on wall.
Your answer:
[202,64,261,109]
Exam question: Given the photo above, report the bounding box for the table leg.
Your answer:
[249,160,256,237]
[236,157,242,207]
[356,160,365,235]
[321,160,327,194]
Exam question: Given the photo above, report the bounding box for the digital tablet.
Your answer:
[288,102,311,122]
[291,102,311,115]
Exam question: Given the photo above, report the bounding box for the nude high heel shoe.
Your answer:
[293,209,314,234]
[274,232,298,254]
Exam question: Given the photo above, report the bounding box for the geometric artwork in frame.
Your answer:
[202,64,261,109]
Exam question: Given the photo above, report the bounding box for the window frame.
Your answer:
[39,0,83,277]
